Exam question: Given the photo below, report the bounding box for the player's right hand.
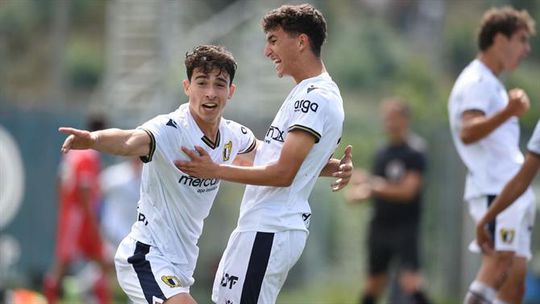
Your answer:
[58,127,96,153]
[506,88,530,117]
[476,219,494,256]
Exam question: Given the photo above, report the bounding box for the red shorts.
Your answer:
[55,204,105,263]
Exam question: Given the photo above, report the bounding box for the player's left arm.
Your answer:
[176,130,315,187]
[370,171,422,202]
[319,145,353,191]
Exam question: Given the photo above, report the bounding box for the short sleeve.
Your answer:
[527,121,540,155]
[406,150,426,175]
[137,115,168,163]
[287,92,328,143]
[458,80,493,115]
[237,125,257,154]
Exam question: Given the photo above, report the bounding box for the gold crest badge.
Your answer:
[500,228,515,244]
[223,141,232,161]
[161,275,182,288]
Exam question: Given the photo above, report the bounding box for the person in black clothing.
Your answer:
[345,97,431,304]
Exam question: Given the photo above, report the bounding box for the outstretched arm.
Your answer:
[176,130,315,187]
[476,152,540,250]
[59,127,151,157]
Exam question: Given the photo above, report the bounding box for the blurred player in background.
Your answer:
[100,157,142,254]
[57,45,258,304]
[448,6,536,304]
[44,113,111,304]
[476,120,540,252]
[176,4,352,304]
[345,98,431,304]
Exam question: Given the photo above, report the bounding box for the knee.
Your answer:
[399,272,423,293]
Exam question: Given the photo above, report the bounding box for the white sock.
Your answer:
[492,299,509,304]
[464,280,496,304]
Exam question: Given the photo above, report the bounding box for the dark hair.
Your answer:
[262,3,327,57]
[478,6,536,51]
[185,45,237,84]
[381,97,410,119]
[86,112,107,131]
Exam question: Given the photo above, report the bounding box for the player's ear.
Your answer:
[182,79,190,96]
[493,32,509,47]
[228,83,236,99]
[298,34,309,51]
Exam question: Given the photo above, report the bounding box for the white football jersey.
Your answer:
[448,59,524,200]
[527,120,540,155]
[236,72,344,232]
[128,103,256,269]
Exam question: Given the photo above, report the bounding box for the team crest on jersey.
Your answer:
[223,141,232,161]
[161,275,182,288]
[500,228,515,244]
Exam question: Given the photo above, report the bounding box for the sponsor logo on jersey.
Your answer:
[137,212,149,226]
[500,228,515,244]
[294,99,318,113]
[166,119,178,128]
[161,275,182,288]
[220,273,239,289]
[386,160,405,182]
[307,85,319,94]
[178,175,218,188]
[265,126,285,143]
[223,141,232,161]
[302,213,311,229]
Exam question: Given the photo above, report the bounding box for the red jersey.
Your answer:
[56,150,104,262]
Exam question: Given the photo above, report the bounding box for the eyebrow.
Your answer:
[216,76,229,84]
[194,75,209,81]
[266,34,277,41]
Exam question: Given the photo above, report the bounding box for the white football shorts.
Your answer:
[212,229,308,304]
[468,190,535,259]
[115,236,195,304]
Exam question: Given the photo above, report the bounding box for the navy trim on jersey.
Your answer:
[201,130,221,149]
[127,241,166,304]
[288,124,321,143]
[139,128,156,163]
[240,232,274,304]
[239,138,257,154]
[487,195,497,243]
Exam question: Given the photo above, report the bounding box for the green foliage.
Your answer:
[327,17,402,90]
[0,1,46,60]
[65,39,103,89]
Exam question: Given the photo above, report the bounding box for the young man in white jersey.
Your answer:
[447,7,535,304]
[477,120,540,255]
[176,4,352,304]
[58,45,258,304]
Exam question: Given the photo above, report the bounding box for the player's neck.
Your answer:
[477,52,503,76]
[291,58,325,84]
[192,116,220,142]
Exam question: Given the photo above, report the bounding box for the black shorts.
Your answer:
[367,223,420,275]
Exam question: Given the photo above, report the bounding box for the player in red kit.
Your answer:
[44,114,111,304]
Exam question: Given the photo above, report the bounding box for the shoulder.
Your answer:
[406,133,427,154]
[141,107,187,134]
[222,118,253,137]
[455,63,496,94]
